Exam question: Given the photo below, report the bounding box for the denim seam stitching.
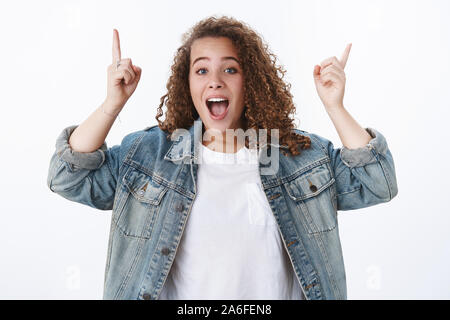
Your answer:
[55,168,91,193]
[114,231,147,299]
[336,186,361,197]
[281,157,330,185]
[375,152,393,200]
[313,231,342,298]
[111,165,132,232]
[153,205,189,300]
[308,133,329,156]
[294,233,323,299]
[103,217,116,290]
[126,162,195,200]
[307,224,337,235]
[145,219,167,300]
[104,151,118,188]
[48,157,65,192]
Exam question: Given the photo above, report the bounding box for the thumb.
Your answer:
[313,65,321,80]
[132,65,142,81]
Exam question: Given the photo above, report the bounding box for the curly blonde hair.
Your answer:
[156,15,311,156]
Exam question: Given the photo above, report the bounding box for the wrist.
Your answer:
[325,103,345,113]
[102,99,124,116]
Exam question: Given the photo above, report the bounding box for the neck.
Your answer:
[202,135,245,153]
[201,117,247,153]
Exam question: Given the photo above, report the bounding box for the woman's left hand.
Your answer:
[313,43,352,110]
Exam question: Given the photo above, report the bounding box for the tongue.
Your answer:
[210,101,227,116]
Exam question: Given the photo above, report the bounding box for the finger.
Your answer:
[115,69,132,85]
[112,29,121,63]
[320,64,345,79]
[339,43,352,69]
[132,65,142,81]
[122,69,133,85]
[322,71,344,84]
[126,66,136,81]
[117,59,136,80]
[313,65,321,79]
[320,72,341,86]
[120,57,133,67]
[320,57,334,69]
[320,56,342,70]
[320,56,343,70]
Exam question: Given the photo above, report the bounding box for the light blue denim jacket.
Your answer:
[47,118,398,300]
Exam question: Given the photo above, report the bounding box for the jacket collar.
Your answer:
[163,116,286,164]
[163,117,202,163]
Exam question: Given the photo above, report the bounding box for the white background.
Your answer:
[1,0,448,299]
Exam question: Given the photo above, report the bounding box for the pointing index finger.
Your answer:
[112,29,121,63]
[339,43,352,69]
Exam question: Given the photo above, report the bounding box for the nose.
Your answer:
[209,82,222,89]
[208,72,224,89]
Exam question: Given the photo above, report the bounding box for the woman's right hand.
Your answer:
[105,29,142,113]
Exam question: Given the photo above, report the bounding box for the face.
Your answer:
[189,36,245,135]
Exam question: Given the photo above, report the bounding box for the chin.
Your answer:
[202,117,234,134]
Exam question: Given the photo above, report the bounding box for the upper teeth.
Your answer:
[207,98,227,102]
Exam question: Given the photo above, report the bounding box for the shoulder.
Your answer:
[121,124,168,144]
[292,128,333,155]
[294,129,334,157]
[119,124,172,160]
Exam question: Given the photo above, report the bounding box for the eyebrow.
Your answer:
[191,56,240,67]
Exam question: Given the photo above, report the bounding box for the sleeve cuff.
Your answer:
[55,125,108,170]
[340,127,388,168]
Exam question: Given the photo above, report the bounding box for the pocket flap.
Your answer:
[284,163,335,201]
[123,168,167,205]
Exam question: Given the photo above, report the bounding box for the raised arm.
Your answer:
[69,29,142,153]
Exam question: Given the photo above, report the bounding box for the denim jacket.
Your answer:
[47,118,398,300]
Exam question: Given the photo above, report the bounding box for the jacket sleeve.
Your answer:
[46,125,123,211]
[310,127,398,211]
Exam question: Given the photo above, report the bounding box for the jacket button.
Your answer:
[161,247,170,256]
[309,185,318,192]
[142,293,151,300]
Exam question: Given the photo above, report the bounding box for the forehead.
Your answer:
[190,37,238,59]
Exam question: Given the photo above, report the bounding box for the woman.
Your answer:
[47,16,398,300]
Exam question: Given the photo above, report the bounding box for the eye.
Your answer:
[195,67,238,75]
[196,68,207,75]
[225,67,237,74]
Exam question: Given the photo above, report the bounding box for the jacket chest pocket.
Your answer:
[283,163,337,234]
[114,168,168,240]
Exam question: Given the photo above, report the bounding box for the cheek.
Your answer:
[233,76,244,93]
[232,77,245,101]
[189,77,202,102]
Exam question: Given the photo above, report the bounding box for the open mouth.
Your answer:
[206,98,229,120]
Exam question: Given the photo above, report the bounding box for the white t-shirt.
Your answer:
[159,143,304,300]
